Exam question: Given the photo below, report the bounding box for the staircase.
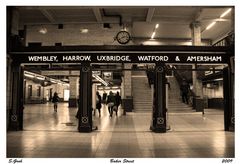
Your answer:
[132,71,152,112]
[132,73,192,113]
[167,76,193,113]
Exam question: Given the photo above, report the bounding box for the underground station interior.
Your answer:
[6,6,235,159]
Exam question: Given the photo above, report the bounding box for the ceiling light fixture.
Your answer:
[92,74,108,86]
[80,29,89,33]
[151,32,156,39]
[150,24,159,39]
[24,73,34,78]
[206,21,216,30]
[24,71,35,78]
[220,8,232,18]
[36,76,45,80]
[39,27,47,34]
[50,79,57,83]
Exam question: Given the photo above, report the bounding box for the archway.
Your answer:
[7,45,234,133]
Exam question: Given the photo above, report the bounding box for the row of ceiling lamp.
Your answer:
[205,8,232,31]
[39,27,88,34]
[150,8,232,39]
[24,71,69,85]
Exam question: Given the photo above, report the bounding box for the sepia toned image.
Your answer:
[6,6,234,159]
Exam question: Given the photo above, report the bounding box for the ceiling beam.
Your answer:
[93,8,103,22]
[146,7,155,22]
[40,9,56,23]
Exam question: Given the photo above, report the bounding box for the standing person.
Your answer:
[96,91,102,117]
[180,79,190,104]
[146,67,155,88]
[107,91,115,117]
[52,92,59,112]
[114,91,122,116]
[102,91,107,104]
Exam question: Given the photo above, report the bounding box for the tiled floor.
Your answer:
[7,103,234,158]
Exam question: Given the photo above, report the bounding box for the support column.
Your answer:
[8,63,24,130]
[7,56,13,129]
[8,7,24,49]
[78,64,92,132]
[68,76,79,107]
[190,21,201,46]
[190,22,204,112]
[121,78,125,98]
[165,82,170,130]
[150,64,166,133]
[223,66,234,131]
[123,64,132,98]
[122,64,133,113]
[92,83,97,115]
[192,64,204,112]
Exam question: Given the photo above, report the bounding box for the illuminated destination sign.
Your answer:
[14,54,229,64]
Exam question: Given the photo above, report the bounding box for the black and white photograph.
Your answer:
[2,1,238,164]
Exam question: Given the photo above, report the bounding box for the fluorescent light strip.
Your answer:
[39,27,47,34]
[25,71,46,80]
[25,71,65,85]
[51,79,57,83]
[36,76,45,80]
[80,29,88,33]
[206,21,216,30]
[24,71,35,75]
[220,8,232,18]
[50,79,61,84]
[151,32,156,39]
[24,74,34,78]
[155,24,159,29]
[92,75,108,86]
[204,8,232,32]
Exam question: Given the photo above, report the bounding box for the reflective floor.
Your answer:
[7,103,234,158]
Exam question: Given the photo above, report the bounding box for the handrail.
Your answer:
[171,66,195,106]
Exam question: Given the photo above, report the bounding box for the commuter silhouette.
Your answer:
[107,91,116,117]
[114,91,122,116]
[96,91,102,117]
[102,91,107,104]
[180,79,190,104]
[52,92,59,112]
[146,67,155,88]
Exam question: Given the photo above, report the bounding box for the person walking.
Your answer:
[96,91,102,117]
[146,67,155,88]
[107,91,115,117]
[102,91,107,104]
[114,91,122,116]
[180,79,190,104]
[52,92,59,112]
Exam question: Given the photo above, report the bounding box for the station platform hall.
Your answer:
[7,103,234,158]
[6,6,235,160]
